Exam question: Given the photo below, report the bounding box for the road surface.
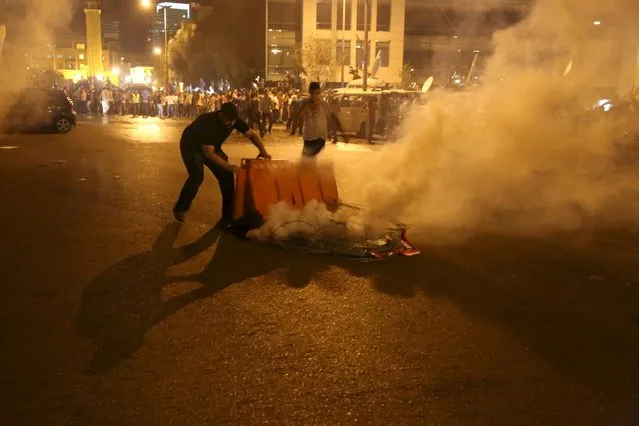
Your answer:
[1,116,638,425]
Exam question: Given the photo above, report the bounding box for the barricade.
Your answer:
[233,159,340,227]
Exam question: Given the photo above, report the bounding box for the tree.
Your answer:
[399,63,416,89]
[167,2,264,88]
[294,34,335,84]
[32,69,65,88]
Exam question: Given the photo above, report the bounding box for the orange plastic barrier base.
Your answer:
[233,159,339,227]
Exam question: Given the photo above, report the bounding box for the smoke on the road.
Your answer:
[0,0,72,116]
[359,0,639,239]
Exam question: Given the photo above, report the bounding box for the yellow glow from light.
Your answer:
[96,74,104,81]
[153,47,162,55]
[594,20,601,26]
[74,73,82,82]
[131,68,146,84]
[140,0,152,9]
[129,123,164,143]
[112,67,120,75]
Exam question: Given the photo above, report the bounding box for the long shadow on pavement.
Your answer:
[343,230,639,417]
[76,223,331,373]
[78,222,639,411]
[76,222,222,373]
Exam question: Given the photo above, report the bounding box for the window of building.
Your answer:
[377,0,391,31]
[336,0,352,31]
[79,53,85,60]
[76,43,85,50]
[375,41,389,67]
[336,39,351,66]
[316,0,332,30]
[356,1,371,31]
[269,0,302,31]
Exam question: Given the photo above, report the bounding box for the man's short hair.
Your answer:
[309,82,321,92]
[220,102,238,120]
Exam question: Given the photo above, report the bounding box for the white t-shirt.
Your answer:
[302,99,332,141]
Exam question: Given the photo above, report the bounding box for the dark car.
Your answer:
[2,88,77,133]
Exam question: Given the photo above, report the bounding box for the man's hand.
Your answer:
[257,152,272,160]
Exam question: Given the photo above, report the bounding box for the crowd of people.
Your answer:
[63,79,310,138]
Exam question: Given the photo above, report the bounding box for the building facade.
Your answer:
[266,0,303,82]
[266,0,534,86]
[404,0,530,86]
[299,0,405,84]
[150,1,191,51]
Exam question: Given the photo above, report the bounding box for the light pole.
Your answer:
[141,0,170,91]
[162,4,170,91]
[341,0,345,86]
[362,0,369,92]
[265,0,269,85]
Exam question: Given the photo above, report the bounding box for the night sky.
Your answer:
[70,0,153,53]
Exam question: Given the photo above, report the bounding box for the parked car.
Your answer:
[327,88,427,138]
[2,88,76,133]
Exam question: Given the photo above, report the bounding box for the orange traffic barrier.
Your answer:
[233,159,340,227]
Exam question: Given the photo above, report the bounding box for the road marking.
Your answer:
[0,146,19,150]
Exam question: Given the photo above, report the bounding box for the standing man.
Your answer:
[173,103,271,224]
[259,90,273,135]
[297,82,346,158]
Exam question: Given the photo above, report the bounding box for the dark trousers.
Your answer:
[290,116,303,135]
[174,136,235,220]
[261,112,272,134]
[248,114,263,137]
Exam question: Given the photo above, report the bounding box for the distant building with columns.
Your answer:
[84,0,104,78]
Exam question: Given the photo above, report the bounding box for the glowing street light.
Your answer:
[153,47,162,55]
[594,20,601,26]
[111,67,120,75]
[140,0,152,9]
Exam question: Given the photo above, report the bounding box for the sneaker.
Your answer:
[173,210,186,223]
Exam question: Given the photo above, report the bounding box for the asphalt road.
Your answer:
[1,116,638,425]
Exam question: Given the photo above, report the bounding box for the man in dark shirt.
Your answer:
[173,102,271,224]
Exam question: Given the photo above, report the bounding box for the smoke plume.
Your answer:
[359,0,639,239]
[0,0,72,114]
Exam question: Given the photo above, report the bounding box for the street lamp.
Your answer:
[140,0,171,91]
[153,46,162,55]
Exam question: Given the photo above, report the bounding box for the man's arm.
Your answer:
[202,145,238,173]
[297,101,308,121]
[242,129,271,159]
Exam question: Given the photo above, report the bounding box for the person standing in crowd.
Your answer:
[270,90,280,125]
[247,92,262,136]
[282,92,290,125]
[155,91,165,119]
[166,92,176,118]
[289,94,304,136]
[259,90,272,135]
[79,87,88,115]
[173,103,271,225]
[141,88,150,117]
[100,88,109,116]
[106,88,114,115]
[131,90,141,117]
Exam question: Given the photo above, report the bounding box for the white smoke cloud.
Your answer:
[357,0,639,240]
[0,0,73,112]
